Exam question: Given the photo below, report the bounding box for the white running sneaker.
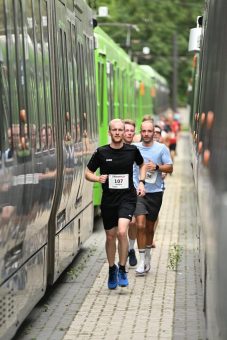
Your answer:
[135,260,146,276]
[145,252,151,273]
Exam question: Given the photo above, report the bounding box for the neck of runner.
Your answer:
[110,141,124,149]
[142,140,154,147]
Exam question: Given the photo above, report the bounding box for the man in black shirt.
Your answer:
[85,119,146,289]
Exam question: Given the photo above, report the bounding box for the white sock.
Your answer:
[139,250,145,262]
[145,246,152,258]
[129,238,135,250]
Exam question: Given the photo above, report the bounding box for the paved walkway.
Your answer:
[63,133,205,340]
[15,132,205,340]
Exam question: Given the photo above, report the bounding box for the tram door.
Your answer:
[47,1,80,284]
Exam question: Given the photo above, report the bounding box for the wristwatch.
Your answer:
[139,179,145,184]
[155,164,160,171]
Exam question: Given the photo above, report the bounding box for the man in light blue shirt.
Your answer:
[133,120,173,275]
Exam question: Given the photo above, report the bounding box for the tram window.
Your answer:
[90,47,98,134]
[58,29,64,129]
[24,1,39,151]
[87,36,96,139]
[70,23,80,143]
[68,21,77,143]
[83,36,90,138]
[4,1,16,124]
[134,80,138,119]
[125,72,128,117]
[41,0,54,148]
[117,69,121,118]
[129,75,132,111]
[12,0,34,159]
[0,13,12,158]
[87,37,94,139]
[119,70,124,119]
[118,69,124,119]
[98,61,104,125]
[76,42,83,141]
[15,2,26,114]
[80,44,87,134]
[33,1,46,149]
[58,29,67,139]
[107,62,114,121]
[62,29,72,141]
[127,75,131,118]
[4,1,20,155]
[0,61,10,156]
[129,76,134,120]
[87,38,93,138]
[91,41,97,138]
[113,66,118,117]
[122,71,125,118]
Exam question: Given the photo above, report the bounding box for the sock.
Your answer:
[129,238,135,250]
[138,250,145,262]
[119,264,126,272]
[109,264,116,270]
[145,245,152,258]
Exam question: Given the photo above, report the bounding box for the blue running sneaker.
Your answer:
[118,267,129,287]
[108,264,118,289]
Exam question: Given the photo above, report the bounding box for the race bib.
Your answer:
[145,171,158,184]
[109,174,129,189]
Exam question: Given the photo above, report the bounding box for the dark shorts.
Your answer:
[169,143,176,151]
[101,194,137,230]
[134,192,163,221]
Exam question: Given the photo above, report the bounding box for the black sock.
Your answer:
[119,264,125,272]
[109,264,116,271]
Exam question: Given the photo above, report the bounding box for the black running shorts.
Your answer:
[101,194,137,230]
[169,143,176,151]
[134,192,163,221]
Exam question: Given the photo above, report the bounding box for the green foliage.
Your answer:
[90,0,204,106]
[168,243,183,270]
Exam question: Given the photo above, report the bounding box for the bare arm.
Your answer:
[139,163,147,180]
[137,163,146,196]
[147,161,173,174]
[85,168,108,183]
[158,164,173,174]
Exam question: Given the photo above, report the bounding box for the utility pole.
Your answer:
[98,23,139,59]
[172,32,178,112]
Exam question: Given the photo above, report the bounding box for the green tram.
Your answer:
[0,2,169,338]
[93,27,169,210]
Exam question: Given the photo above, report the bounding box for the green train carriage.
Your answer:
[93,27,163,209]
[140,65,170,117]
[94,27,134,208]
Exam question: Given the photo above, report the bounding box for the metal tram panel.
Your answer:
[0,0,96,338]
[189,1,227,339]
[50,0,95,285]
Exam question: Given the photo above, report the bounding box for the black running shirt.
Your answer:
[87,144,144,205]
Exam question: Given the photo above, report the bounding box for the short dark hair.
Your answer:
[154,124,162,132]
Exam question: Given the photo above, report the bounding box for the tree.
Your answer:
[89,0,204,107]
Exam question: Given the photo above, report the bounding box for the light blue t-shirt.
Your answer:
[133,141,172,193]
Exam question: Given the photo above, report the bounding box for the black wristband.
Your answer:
[155,164,160,171]
[139,180,145,184]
